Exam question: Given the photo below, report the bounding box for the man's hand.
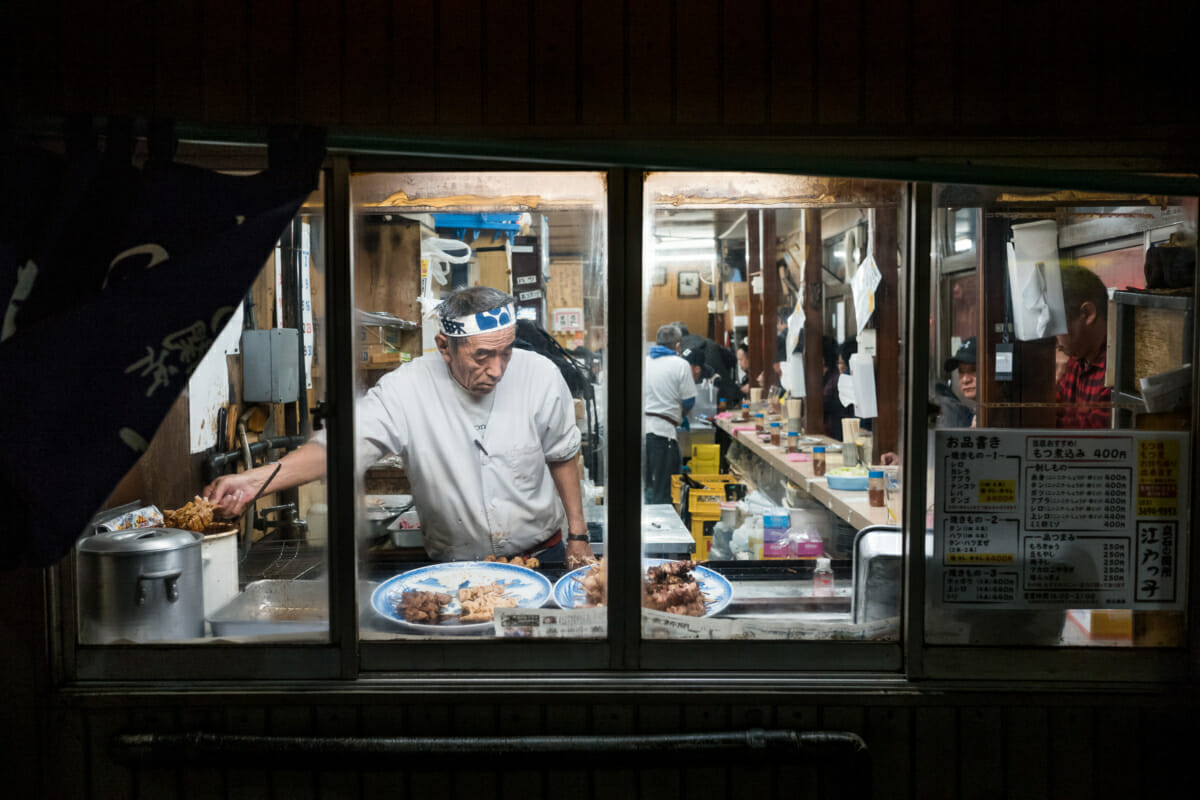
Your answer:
[566,536,595,568]
[203,470,268,518]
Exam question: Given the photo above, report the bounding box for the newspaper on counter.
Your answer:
[641,609,737,639]
[732,616,900,641]
[495,607,606,638]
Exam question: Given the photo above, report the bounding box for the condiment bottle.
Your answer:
[740,401,750,421]
[755,412,766,436]
[812,446,826,477]
[812,557,834,597]
[769,421,781,447]
[785,431,799,453]
[868,469,885,507]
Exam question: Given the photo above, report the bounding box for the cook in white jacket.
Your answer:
[205,287,593,564]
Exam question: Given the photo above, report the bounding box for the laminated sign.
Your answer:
[931,430,1189,610]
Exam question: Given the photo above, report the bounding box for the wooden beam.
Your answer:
[873,208,899,460]
[747,210,765,391]
[803,210,825,435]
[761,210,780,393]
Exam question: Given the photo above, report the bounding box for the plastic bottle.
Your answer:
[812,445,826,477]
[755,411,766,436]
[868,469,885,507]
[812,557,834,597]
[746,517,764,560]
[709,501,739,560]
[769,421,782,447]
[785,430,799,453]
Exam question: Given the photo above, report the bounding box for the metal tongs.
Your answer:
[238,462,283,559]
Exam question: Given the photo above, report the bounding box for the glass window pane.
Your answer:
[78,177,330,644]
[348,171,608,640]
[641,172,905,641]
[926,186,1195,647]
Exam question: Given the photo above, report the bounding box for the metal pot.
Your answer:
[76,527,204,643]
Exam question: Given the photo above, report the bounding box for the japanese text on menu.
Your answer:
[932,431,1188,610]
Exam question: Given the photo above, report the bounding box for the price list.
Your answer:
[931,431,1188,611]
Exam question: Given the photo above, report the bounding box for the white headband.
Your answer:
[437,303,516,337]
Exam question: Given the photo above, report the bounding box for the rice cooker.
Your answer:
[76,527,205,643]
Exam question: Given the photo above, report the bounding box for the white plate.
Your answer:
[552,559,733,617]
[371,561,552,634]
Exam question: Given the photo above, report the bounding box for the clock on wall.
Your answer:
[677,270,701,298]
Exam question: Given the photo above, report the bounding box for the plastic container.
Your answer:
[788,528,825,558]
[762,513,791,558]
[785,431,799,453]
[769,421,782,447]
[868,469,885,507]
[812,446,826,477]
[739,401,751,421]
[812,557,834,597]
[755,412,766,436]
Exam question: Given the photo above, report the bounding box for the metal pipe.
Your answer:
[113,728,868,765]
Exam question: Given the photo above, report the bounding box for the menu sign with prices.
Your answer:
[932,430,1189,611]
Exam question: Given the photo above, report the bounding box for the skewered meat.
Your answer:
[394,590,453,624]
[164,496,216,532]
[642,560,706,617]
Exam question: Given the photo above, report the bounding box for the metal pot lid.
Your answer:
[78,527,201,554]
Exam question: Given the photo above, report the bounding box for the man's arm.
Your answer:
[548,456,594,562]
[203,441,328,517]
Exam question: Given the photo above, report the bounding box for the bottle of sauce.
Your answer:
[769,421,781,447]
[812,557,834,597]
[812,446,826,477]
[868,469,885,507]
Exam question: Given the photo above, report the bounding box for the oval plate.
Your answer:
[553,559,733,618]
[371,561,552,634]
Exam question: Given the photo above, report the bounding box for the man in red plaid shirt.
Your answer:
[1055,266,1111,428]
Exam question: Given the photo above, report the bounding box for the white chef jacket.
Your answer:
[644,352,696,440]
[316,349,580,560]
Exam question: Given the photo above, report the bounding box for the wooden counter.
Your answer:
[713,417,893,531]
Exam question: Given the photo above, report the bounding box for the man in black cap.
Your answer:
[937,336,978,428]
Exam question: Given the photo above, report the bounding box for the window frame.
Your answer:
[50,144,1200,687]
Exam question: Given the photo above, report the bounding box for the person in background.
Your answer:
[736,343,751,401]
[821,336,851,438]
[205,286,593,565]
[1055,265,1111,428]
[936,336,978,428]
[837,336,857,374]
[674,321,739,408]
[644,324,697,504]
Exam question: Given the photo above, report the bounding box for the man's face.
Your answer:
[737,349,749,371]
[691,364,703,382]
[957,362,977,400]
[1056,309,1087,359]
[436,327,516,395]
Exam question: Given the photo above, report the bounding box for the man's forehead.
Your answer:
[463,327,516,351]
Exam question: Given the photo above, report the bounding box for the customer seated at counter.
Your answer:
[936,337,978,428]
[204,286,594,565]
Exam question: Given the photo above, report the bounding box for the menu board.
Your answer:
[932,430,1189,611]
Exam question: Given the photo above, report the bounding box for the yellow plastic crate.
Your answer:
[670,473,735,504]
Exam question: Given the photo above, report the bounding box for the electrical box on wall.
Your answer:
[242,329,300,403]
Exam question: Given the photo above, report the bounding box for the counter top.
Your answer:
[713,417,893,530]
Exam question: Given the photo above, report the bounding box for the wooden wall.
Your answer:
[4,0,1197,165]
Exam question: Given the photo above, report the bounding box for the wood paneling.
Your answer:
[201,0,250,122]
[815,0,861,126]
[722,0,767,126]
[533,0,577,126]
[675,0,720,125]
[297,0,344,125]
[154,0,204,118]
[911,0,955,128]
[768,0,815,126]
[482,0,531,126]
[392,0,437,126]
[436,0,483,125]
[580,0,625,126]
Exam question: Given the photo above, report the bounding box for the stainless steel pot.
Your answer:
[76,528,204,643]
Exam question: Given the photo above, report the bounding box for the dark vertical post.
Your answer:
[747,210,765,390]
[874,207,900,460]
[804,210,825,434]
[761,210,779,392]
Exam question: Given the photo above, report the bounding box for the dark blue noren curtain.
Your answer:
[0,120,325,568]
